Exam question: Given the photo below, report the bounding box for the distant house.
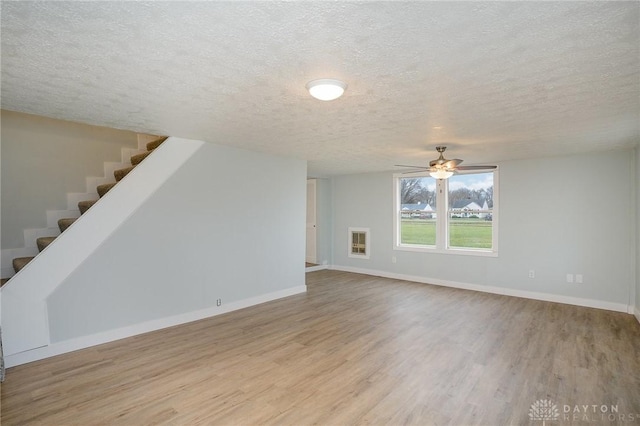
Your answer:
[402,200,492,219]
[401,202,435,219]
[450,200,490,218]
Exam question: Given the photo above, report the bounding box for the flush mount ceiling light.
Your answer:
[306,79,347,101]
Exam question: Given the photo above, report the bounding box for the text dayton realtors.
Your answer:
[563,404,637,422]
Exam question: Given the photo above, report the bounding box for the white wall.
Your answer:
[331,149,636,311]
[46,141,307,342]
[1,110,138,250]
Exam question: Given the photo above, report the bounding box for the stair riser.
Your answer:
[122,148,147,164]
[86,176,114,192]
[67,192,98,211]
[23,228,60,249]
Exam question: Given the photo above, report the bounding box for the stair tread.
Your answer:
[58,217,77,232]
[131,151,151,166]
[146,136,167,151]
[78,199,98,214]
[97,182,117,197]
[13,256,35,273]
[114,166,135,181]
[36,236,56,252]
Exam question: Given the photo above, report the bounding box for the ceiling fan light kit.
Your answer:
[429,169,454,179]
[306,79,347,101]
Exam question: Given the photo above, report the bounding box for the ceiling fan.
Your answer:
[395,146,497,179]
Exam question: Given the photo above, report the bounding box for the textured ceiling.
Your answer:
[2,1,639,177]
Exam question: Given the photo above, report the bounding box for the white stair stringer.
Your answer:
[1,137,204,360]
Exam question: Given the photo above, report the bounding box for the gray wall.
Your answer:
[332,149,636,306]
[1,110,138,249]
[47,141,306,342]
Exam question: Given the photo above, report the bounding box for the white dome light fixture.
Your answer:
[306,79,347,101]
[429,169,454,180]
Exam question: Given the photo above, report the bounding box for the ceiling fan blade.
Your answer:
[395,164,429,169]
[402,169,432,174]
[455,165,497,171]
[443,159,463,168]
[400,147,494,175]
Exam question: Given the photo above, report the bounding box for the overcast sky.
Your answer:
[421,171,494,192]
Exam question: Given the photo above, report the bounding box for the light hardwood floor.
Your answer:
[2,270,639,425]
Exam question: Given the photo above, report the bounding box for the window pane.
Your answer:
[448,173,493,249]
[448,215,492,249]
[399,176,437,246]
[400,177,436,207]
[400,218,436,245]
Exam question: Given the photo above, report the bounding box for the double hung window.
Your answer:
[394,171,498,256]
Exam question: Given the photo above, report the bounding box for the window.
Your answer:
[348,227,370,259]
[394,171,498,256]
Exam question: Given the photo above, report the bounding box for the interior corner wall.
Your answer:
[315,178,333,266]
[0,110,138,250]
[331,149,636,309]
[46,141,307,342]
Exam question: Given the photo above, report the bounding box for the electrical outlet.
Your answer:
[576,274,583,284]
[216,298,222,306]
[528,270,535,279]
[566,274,574,283]
[392,256,397,264]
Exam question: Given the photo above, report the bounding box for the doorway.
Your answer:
[306,179,317,265]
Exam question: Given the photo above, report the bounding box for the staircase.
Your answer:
[0,136,167,286]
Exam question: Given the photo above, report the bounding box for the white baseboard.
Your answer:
[306,264,329,272]
[634,306,640,325]
[4,285,306,368]
[330,265,630,314]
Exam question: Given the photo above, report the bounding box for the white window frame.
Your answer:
[348,227,371,259]
[393,171,499,257]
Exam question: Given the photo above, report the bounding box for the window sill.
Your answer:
[394,245,498,258]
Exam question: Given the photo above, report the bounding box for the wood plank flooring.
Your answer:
[2,270,639,425]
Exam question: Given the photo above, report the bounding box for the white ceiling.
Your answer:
[2,1,639,177]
